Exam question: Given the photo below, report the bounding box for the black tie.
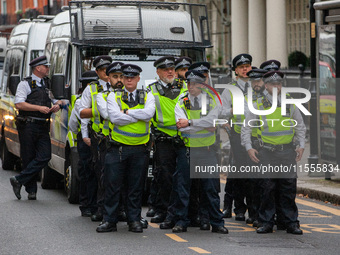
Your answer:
[41,79,45,87]
[194,97,199,110]
[106,82,111,91]
[129,93,134,102]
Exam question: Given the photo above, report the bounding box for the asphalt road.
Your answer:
[1,167,340,255]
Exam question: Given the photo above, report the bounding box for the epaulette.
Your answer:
[24,76,37,89]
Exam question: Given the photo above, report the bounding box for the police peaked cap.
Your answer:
[121,64,142,77]
[79,70,98,82]
[260,59,281,71]
[263,70,284,83]
[106,62,125,76]
[185,70,206,83]
[188,62,210,73]
[154,56,175,69]
[247,69,267,80]
[175,56,193,71]
[29,55,50,67]
[232,53,252,70]
[93,55,112,69]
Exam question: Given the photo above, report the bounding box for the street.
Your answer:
[1,167,339,255]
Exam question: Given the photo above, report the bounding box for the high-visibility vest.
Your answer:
[110,90,150,145]
[178,92,216,147]
[100,92,111,137]
[89,81,103,132]
[149,80,187,136]
[256,97,295,145]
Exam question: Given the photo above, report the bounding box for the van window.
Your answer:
[1,49,24,94]
[50,42,68,75]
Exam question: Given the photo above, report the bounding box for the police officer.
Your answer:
[96,61,128,222]
[148,56,188,227]
[68,71,98,216]
[242,68,267,226]
[79,55,112,222]
[175,70,228,234]
[10,56,62,200]
[175,56,192,79]
[96,64,155,233]
[260,59,286,230]
[220,53,253,221]
[241,70,305,235]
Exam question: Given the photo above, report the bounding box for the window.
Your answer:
[50,42,68,75]
[1,49,24,94]
[1,0,7,14]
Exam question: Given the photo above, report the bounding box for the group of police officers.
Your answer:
[9,52,306,235]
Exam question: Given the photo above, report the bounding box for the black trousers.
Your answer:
[16,122,51,193]
[228,131,252,215]
[257,147,299,227]
[77,132,97,213]
[103,144,148,223]
[153,139,177,216]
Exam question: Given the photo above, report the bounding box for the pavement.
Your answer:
[296,142,340,205]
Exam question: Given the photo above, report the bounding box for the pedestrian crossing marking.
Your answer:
[188,247,211,254]
[296,198,340,216]
[166,234,188,242]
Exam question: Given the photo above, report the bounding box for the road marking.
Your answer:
[165,234,188,242]
[148,222,159,228]
[296,198,340,216]
[301,224,340,234]
[188,247,211,254]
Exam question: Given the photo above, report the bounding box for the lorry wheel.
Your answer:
[64,148,79,204]
[41,165,62,189]
[1,138,16,170]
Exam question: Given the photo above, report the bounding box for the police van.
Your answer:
[2,1,212,203]
[0,17,53,172]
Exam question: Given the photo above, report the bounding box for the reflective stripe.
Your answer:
[157,124,177,130]
[181,132,215,138]
[151,85,164,124]
[261,130,294,136]
[113,126,148,137]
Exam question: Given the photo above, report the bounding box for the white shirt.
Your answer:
[97,92,110,120]
[15,73,58,104]
[107,89,155,126]
[78,79,111,114]
[241,92,306,151]
[68,99,90,137]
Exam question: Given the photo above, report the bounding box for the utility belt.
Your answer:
[259,141,294,152]
[16,116,50,125]
[154,131,185,147]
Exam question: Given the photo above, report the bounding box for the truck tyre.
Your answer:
[1,138,16,170]
[41,165,62,189]
[64,147,79,204]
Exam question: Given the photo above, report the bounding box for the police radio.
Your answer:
[174,78,184,89]
[156,83,165,96]
[183,97,191,110]
[138,87,145,105]
[262,97,271,108]
[121,91,129,102]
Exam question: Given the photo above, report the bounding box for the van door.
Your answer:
[48,41,71,173]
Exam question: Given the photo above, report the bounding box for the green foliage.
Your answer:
[288,51,310,67]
